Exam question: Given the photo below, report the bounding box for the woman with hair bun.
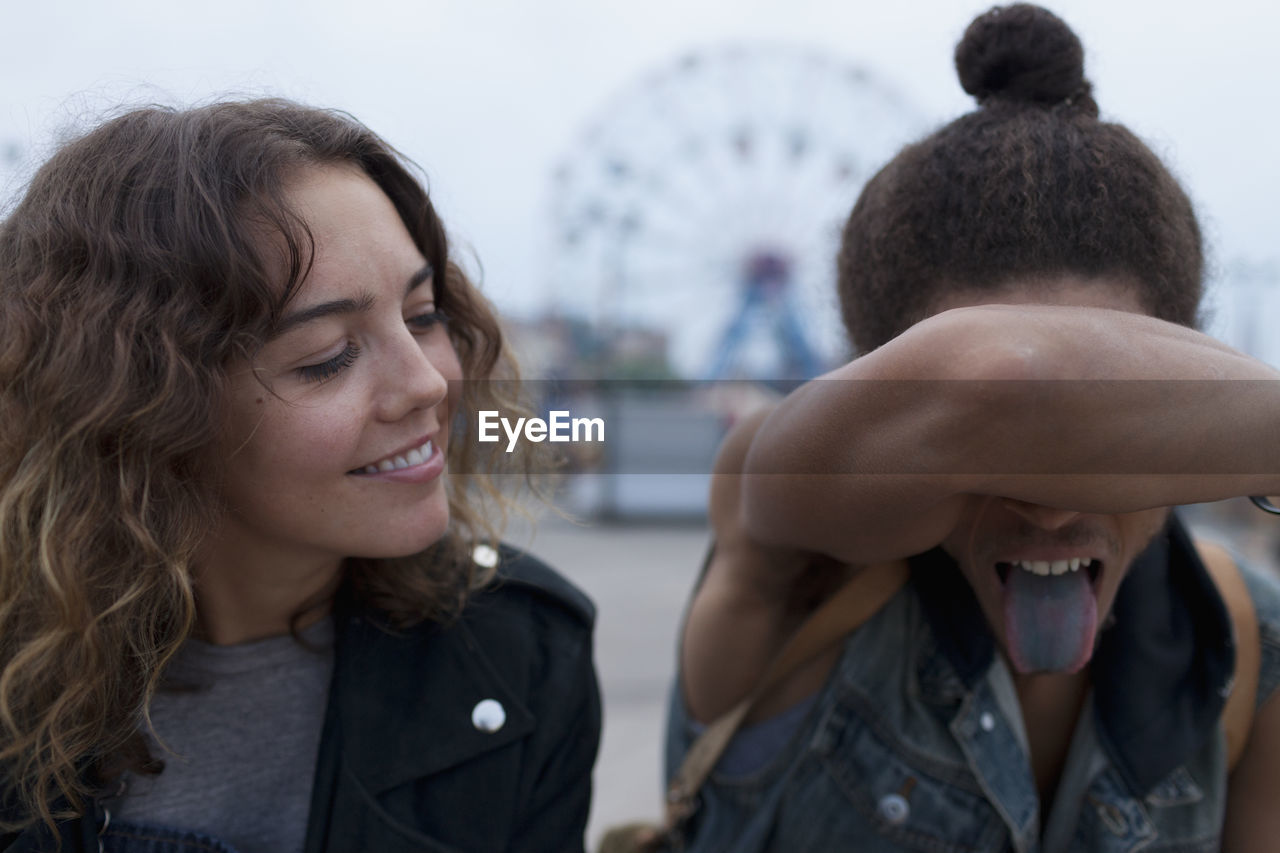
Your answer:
[0,99,599,852]
[670,5,1280,850]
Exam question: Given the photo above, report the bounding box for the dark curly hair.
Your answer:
[838,4,1204,353]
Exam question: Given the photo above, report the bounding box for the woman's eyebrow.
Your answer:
[270,264,434,339]
[272,292,376,338]
[406,263,432,295]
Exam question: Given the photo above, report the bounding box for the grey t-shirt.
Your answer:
[106,618,335,853]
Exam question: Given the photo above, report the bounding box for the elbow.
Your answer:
[738,417,821,549]
[919,306,1059,383]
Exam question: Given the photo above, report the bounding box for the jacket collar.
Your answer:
[911,514,1233,795]
[329,607,536,794]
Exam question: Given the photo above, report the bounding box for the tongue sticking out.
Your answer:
[1002,568,1097,674]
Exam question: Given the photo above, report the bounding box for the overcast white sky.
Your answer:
[3,0,1276,359]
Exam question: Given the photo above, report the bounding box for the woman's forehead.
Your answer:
[279,165,429,300]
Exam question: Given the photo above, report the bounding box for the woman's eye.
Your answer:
[297,343,360,383]
[407,309,449,333]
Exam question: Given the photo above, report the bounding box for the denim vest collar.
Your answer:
[910,514,1234,796]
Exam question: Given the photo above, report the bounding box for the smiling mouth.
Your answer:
[995,558,1102,587]
[348,438,435,475]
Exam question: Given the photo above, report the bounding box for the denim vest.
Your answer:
[666,517,1280,852]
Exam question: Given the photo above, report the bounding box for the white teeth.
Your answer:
[1012,557,1093,577]
[355,439,435,475]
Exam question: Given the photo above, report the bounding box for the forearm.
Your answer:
[681,407,822,721]
[742,305,1280,562]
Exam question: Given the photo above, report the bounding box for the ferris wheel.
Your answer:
[547,44,926,380]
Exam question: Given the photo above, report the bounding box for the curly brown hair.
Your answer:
[0,98,537,832]
[838,4,1204,353]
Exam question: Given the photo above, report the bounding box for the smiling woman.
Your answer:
[0,100,599,852]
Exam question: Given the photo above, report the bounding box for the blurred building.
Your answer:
[503,312,675,380]
[1210,259,1280,368]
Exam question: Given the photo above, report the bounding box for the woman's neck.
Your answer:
[193,536,343,645]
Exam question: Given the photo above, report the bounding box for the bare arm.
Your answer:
[1223,692,1280,850]
[742,304,1280,564]
[680,407,850,722]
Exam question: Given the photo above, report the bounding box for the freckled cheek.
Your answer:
[245,407,366,476]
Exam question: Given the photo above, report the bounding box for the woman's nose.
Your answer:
[375,331,451,423]
[999,498,1082,531]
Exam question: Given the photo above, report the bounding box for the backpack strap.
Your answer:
[663,560,910,832]
[1196,539,1260,772]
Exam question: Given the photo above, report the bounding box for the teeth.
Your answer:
[1012,557,1092,577]
[356,439,434,475]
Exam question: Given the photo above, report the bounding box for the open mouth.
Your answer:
[995,556,1104,674]
[995,558,1101,587]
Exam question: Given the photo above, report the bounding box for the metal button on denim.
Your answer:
[876,793,909,825]
[979,712,995,732]
[472,698,506,733]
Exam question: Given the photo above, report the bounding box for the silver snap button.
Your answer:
[979,712,995,732]
[877,793,909,825]
[472,543,499,569]
[471,698,506,733]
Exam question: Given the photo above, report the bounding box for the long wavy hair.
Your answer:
[0,98,537,831]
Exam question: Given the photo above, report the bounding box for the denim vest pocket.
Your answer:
[780,694,1010,853]
[1072,765,1221,853]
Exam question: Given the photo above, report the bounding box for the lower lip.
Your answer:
[349,445,445,485]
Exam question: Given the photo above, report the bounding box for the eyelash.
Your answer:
[294,311,449,383]
[408,309,449,332]
[297,344,360,383]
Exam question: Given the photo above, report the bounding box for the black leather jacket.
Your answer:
[2,549,601,852]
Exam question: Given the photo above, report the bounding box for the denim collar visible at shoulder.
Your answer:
[910,514,1233,796]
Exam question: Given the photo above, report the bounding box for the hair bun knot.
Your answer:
[955,4,1093,111]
